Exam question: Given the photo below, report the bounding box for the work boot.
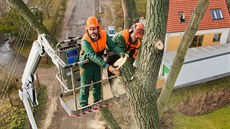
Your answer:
[82,106,93,113]
[93,104,99,110]
[82,107,88,113]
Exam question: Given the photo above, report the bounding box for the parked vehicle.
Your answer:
[107,26,116,38]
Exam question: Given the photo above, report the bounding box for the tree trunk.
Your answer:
[44,0,52,18]
[121,0,138,29]
[118,0,169,128]
[7,0,57,44]
[7,93,15,106]
[157,0,210,118]
[226,0,230,13]
[99,107,121,129]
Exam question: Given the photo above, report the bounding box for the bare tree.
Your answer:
[121,0,138,29]
[35,0,52,18]
[118,0,210,128]
[7,0,57,44]
[118,0,169,128]
[157,0,210,118]
[226,0,230,13]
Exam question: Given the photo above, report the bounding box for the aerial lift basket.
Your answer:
[56,39,127,117]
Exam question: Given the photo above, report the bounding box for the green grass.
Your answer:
[49,0,61,17]
[17,42,33,58]
[169,76,230,104]
[43,18,54,32]
[0,104,26,129]
[0,76,48,129]
[33,85,48,128]
[167,76,230,129]
[0,80,26,129]
[173,106,230,129]
[22,43,32,57]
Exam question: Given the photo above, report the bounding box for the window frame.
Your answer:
[178,11,186,23]
[212,33,221,42]
[190,35,204,48]
[210,9,223,20]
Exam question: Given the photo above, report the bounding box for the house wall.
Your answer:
[165,28,230,51]
[174,53,230,87]
[167,36,182,51]
[227,29,230,43]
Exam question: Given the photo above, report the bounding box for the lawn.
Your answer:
[173,106,230,129]
[168,76,230,129]
[108,75,230,129]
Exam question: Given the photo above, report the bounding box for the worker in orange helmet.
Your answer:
[107,22,145,77]
[79,16,125,111]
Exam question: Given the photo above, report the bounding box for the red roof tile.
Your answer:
[166,0,230,33]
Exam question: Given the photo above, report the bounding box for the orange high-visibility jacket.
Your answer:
[82,30,107,53]
[121,29,141,58]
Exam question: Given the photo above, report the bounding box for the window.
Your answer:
[190,35,204,48]
[213,33,221,42]
[210,9,223,20]
[179,12,186,22]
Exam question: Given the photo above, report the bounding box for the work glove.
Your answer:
[108,65,120,76]
[120,52,129,58]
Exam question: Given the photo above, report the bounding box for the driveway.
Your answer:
[38,0,101,129]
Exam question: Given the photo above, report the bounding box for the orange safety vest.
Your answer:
[121,29,141,58]
[82,30,107,53]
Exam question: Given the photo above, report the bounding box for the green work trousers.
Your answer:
[79,62,102,107]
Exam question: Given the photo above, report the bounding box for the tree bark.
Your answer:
[157,0,210,118]
[118,0,169,128]
[99,107,121,129]
[7,93,15,106]
[226,0,230,13]
[38,0,52,18]
[7,0,57,44]
[121,0,138,29]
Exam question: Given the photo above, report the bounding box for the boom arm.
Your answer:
[19,40,43,129]
[19,34,70,129]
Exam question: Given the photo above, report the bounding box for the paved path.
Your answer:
[43,0,101,129]
[61,0,96,40]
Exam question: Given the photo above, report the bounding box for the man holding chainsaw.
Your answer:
[79,16,125,110]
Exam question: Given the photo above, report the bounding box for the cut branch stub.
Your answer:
[155,40,164,50]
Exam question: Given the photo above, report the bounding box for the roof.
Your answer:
[163,43,230,67]
[166,0,230,33]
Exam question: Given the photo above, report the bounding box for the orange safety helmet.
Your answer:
[86,16,100,29]
[133,22,144,39]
